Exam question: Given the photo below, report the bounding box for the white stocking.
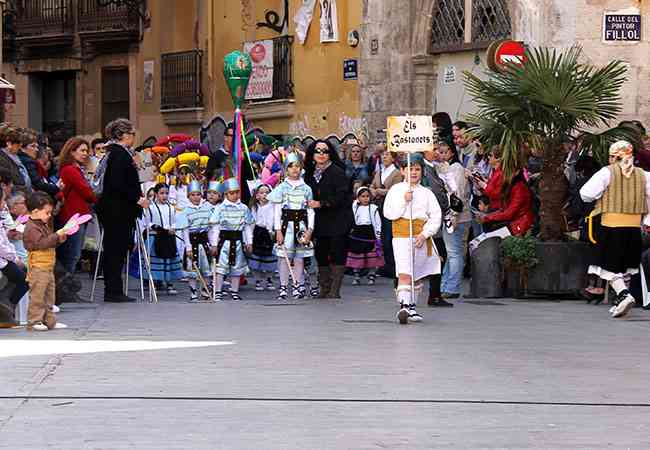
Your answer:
[214,274,225,292]
[229,276,240,293]
[396,285,411,306]
[610,277,628,295]
[279,259,291,286]
[293,258,305,285]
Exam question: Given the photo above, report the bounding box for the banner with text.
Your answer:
[244,40,274,100]
[387,116,434,153]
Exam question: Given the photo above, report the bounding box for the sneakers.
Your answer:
[229,291,242,301]
[255,281,264,291]
[612,295,635,318]
[397,304,410,325]
[31,322,48,332]
[408,306,423,322]
[352,277,360,286]
[189,290,199,302]
[53,322,68,329]
[277,285,288,301]
[213,291,223,302]
[309,285,320,298]
[265,278,276,291]
[428,297,454,307]
[50,305,61,313]
[367,275,376,286]
[166,284,178,295]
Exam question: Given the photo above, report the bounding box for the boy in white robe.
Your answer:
[383,153,442,324]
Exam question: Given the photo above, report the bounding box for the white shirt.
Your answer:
[380,164,396,185]
[580,166,650,226]
[383,182,442,238]
[145,202,176,230]
[352,201,382,239]
[253,202,275,231]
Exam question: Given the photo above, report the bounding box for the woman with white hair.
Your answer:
[96,118,149,303]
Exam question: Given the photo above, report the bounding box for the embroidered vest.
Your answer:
[595,165,647,215]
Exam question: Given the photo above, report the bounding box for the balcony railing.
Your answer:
[161,50,203,110]
[78,0,139,34]
[14,0,74,38]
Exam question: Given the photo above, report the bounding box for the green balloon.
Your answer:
[223,51,253,109]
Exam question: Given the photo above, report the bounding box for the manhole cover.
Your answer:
[463,300,505,306]
[342,320,394,324]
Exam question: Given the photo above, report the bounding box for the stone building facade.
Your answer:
[360,0,650,143]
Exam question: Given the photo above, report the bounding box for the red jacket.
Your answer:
[484,179,535,236]
[483,167,503,210]
[58,163,97,223]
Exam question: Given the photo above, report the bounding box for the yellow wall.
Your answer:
[210,0,362,138]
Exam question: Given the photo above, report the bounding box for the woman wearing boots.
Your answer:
[305,140,352,298]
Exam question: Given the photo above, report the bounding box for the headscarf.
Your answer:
[609,140,634,177]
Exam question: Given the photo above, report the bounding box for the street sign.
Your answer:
[443,65,456,84]
[386,116,434,153]
[487,40,526,72]
[343,59,358,80]
[603,9,641,42]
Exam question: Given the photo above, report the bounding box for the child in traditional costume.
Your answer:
[145,183,183,295]
[176,180,214,301]
[249,184,277,291]
[206,180,223,208]
[347,186,384,285]
[268,153,315,300]
[580,141,650,318]
[208,178,254,301]
[383,154,442,324]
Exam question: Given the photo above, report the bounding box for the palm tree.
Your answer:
[463,46,631,241]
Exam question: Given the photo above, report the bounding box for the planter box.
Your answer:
[504,241,598,298]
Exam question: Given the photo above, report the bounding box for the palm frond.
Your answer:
[578,124,643,166]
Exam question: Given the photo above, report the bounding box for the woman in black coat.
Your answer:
[304,139,352,298]
[96,118,149,303]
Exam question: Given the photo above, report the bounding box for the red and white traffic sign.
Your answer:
[487,40,526,72]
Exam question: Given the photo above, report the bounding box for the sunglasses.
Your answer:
[315,147,329,155]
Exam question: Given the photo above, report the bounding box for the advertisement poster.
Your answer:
[319,0,339,42]
[143,60,154,103]
[244,40,274,100]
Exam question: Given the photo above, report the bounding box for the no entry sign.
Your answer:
[487,40,526,72]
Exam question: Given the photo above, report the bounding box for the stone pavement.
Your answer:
[1,274,650,449]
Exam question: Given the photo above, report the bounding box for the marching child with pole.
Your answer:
[208,178,254,301]
[383,153,442,324]
[176,180,214,302]
[267,153,315,301]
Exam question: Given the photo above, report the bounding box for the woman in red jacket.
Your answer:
[56,137,97,274]
[478,170,535,236]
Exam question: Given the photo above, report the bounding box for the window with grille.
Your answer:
[472,0,511,44]
[430,0,511,54]
[161,50,203,110]
[430,0,466,53]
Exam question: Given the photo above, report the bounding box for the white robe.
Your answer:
[383,181,442,281]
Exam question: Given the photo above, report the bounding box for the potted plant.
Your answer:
[501,235,538,297]
[463,46,637,294]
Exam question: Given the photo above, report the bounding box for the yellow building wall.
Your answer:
[210,0,362,138]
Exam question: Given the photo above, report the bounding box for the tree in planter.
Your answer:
[464,46,632,241]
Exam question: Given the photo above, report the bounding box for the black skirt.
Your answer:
[596,225,642,274]
[252,225,274,257]
[348,224,376,254]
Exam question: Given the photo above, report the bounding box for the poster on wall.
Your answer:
[319,0,339,43]
[294,0,318,45]
[143,60,154,103]
[244,40,274,100]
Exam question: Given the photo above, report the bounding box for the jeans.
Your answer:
[441,221,468,295]
[57,223,88,274]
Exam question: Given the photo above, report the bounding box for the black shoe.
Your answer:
[441,292,460,299]
[104,293,136,303]
[429,298,454,307]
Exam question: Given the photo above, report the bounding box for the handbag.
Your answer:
[449,192,464,213]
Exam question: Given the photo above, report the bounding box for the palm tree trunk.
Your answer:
[538,145,568,241]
